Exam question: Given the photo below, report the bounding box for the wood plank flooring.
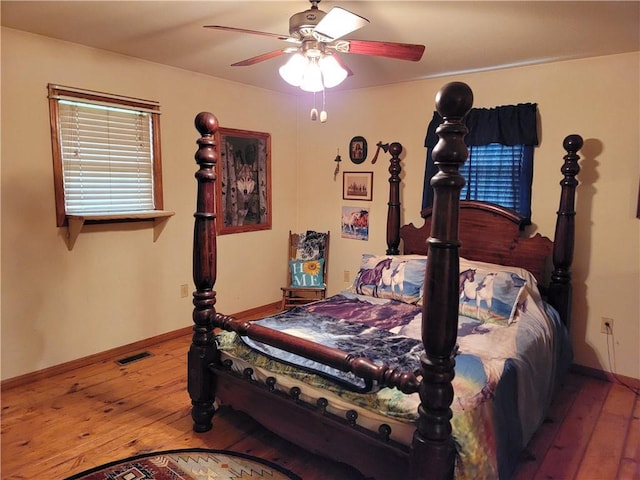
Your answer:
[2,320,638,479]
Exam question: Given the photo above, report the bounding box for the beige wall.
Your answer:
[1,28,299,379]
[2,27,638,381]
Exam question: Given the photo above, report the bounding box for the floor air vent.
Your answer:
[115,351,153,365]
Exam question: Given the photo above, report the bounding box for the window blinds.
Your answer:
[461,143,524,210]
[57,100,155,214]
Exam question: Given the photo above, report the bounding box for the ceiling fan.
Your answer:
[204,0,426,93]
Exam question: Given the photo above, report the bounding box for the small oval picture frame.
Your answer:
[349,136,367,164]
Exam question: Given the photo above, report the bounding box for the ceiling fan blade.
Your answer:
[231,49,288,67]
[314,7,369,42]
[342,39,425,62]
[204,25,296,42]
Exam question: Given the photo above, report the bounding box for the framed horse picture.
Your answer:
[341,206,369,241]
[216,127,272,234]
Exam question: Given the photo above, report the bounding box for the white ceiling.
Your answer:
[2,1,639,95]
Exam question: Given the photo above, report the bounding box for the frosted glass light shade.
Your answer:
[300,60,324,92]
[280,53,348,92]
[279,53,308,87]
[319,55,348,88]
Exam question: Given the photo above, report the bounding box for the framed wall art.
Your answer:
[343,171,373,201]
[216,127,272,234]
[341,206,369,241]
[637,177,640,219]
[349,136,367,164]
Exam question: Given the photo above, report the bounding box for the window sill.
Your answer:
[66,210,175,250]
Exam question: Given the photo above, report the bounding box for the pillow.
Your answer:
[459,257,542,323]
[289,258,325,288]
[458,266,527,326]
[295,231,327,261]
[350,254,427,304]
[414,257,532,325]
[460,257,538,290]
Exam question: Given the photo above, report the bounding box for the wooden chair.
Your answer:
[281,230,330,310]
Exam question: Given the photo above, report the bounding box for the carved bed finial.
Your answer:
[410,81,473,480]
[195,111,219,136]
[435,81,474,120]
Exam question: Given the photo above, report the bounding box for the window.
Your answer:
[48,84,164,227]
[461,143,533,219]
[422,103,538,224]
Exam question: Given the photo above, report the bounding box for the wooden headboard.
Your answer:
[401,201,552,284]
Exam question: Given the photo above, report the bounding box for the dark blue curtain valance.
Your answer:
[424,103,539,148]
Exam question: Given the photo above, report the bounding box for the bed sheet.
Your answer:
[216,285,571,479]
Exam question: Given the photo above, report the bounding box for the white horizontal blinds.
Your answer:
[461,143,524,210]
[58,100,155,214]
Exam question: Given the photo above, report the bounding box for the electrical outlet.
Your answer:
[343,270,351,283]
[180,284,189,298]
[600,317,614,334]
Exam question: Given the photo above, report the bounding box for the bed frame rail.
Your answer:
[214,311,420,393]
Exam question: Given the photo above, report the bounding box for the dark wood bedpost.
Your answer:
[547,134,583,329]
[386,142,403,255]
[409,82,473,480]
[188,112,220,433]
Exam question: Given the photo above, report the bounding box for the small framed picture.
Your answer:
[342,171,373,201]
[341,206,369,241]
[349,136,367,164]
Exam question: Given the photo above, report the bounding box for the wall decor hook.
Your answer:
[333,149,342,180]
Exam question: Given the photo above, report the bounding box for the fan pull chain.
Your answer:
[320,88,328,123]
[310,89,328,122]
[310,91,318,121]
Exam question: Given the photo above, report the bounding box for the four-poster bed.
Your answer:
[188,82,582,479]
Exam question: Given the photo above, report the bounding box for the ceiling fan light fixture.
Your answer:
[299,58,324,92]
[279,53,308,86]
[280,52,347,92]
[318,54,348,88]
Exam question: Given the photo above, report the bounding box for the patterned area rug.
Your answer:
[65,448,302,480]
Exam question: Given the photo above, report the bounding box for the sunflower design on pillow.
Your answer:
[303,260,321,276]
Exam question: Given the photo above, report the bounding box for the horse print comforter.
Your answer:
[242,295,423,392]
[217,274,571,479]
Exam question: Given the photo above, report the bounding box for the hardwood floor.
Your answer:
[2,321,638,479]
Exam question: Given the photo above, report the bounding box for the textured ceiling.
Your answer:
[2,1,639,95]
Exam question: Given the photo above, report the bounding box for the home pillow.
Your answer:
[350,254,427,304]
[289,258,325,288]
